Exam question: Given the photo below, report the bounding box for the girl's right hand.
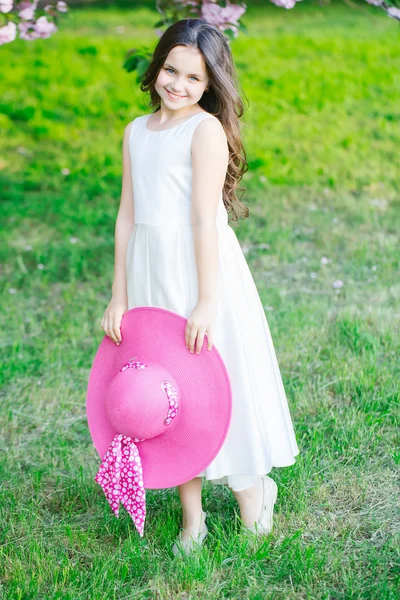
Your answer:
[101,298,128,345]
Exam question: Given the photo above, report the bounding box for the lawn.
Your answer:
[0,0,399,598]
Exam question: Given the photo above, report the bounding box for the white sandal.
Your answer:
[172,510,208,557]
[242,475,278,536]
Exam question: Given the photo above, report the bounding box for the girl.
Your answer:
[101,17,300,555]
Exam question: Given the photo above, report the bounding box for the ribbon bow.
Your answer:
[95,433,146,536]
[94,356,179,537]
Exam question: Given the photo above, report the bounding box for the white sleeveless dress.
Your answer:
[126,111,300,492]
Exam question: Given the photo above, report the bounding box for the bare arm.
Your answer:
[191,117,229,302]
[112,121,135,303]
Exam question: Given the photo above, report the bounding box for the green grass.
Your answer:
[1,1,399,598]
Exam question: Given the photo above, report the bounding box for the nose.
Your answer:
[169,76,186,94]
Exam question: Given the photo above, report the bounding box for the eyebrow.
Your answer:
[164,63,203,78]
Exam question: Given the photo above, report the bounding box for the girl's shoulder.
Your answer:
[192,110,221,125]
[128,114,148,128]
[124,114,149,142]
[192,112,227,140]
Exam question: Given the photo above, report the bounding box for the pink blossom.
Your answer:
[332,279,344,289]
[201,0,246,33]
[0,20,17,44]
[18,20,40,40]
[19,6,35,19]
[18,14,57,41]
[387,6,400,19]
[56,1,68,12]
[17,0,38,10]
[269,0,297,8]
[364,0,383,5]
[0,0,13,13]
[35,15,58,38]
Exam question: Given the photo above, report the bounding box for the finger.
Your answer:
[113,326,121,344]
[185,327,189,348]
[107,317,117,344]
[206,330,213,351]
[111,324,119,345]
[188,328,198,353]
[185,322,192,349]
[195,328,207,354]
[103,317,109,336]
[109,315,120,344]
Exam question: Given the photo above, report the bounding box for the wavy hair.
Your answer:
[140,18,250,223]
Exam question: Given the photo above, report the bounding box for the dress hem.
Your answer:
[196,453,299,482]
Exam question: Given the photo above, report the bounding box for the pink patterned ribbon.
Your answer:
[95,433,147,536]
[94,357,179,537]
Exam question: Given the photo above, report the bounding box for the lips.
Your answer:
[166,89,186,100]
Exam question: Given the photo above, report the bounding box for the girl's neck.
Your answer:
[155,103,203,124]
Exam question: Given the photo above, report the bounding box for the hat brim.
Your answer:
[86,306,232,489]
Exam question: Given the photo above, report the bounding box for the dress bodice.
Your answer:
[128,112,229,227]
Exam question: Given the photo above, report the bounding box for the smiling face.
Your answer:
[154,45,210,113]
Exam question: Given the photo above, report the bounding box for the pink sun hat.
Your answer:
[86,306,232,537]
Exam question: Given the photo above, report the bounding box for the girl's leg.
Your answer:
[176,476,206,541]
[230,477,265,527]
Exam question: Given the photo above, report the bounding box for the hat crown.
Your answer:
[104,358,179,440]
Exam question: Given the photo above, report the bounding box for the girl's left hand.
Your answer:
[185,299,217,354]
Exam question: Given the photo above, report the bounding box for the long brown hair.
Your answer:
[140,18,250,223]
